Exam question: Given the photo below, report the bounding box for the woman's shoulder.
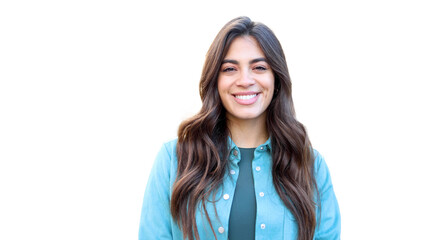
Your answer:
[311,149,336,194]
[149,138,179,182]
[161,138,178,154]
[155,138,178,162]
[312,149,324,171]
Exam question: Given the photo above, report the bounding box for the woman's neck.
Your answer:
[227,113,269,148]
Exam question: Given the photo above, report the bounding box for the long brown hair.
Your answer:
[171,16,318,240]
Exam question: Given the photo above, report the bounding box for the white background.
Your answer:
[1,0,425,239]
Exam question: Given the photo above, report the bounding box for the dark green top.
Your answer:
[228,148,256,240]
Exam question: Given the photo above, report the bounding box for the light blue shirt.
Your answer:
[139,138,341,240]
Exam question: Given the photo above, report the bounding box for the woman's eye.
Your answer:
[254,66,267,71]
[222,67,236,72]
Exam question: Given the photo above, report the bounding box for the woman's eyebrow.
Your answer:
[222,59,239,64]
[222,57,267,65]
[249,57,267,64]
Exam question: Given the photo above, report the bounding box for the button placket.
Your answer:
[232,149,238,157]
[253,150,267,234]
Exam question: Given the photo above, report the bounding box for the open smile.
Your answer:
[232,92,260,105]
[234,93,258,100]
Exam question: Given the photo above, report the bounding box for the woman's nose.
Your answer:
[236,69,255,87]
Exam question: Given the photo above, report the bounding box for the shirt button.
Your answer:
[233,150,238,156]
[218,226,225,234]
[260,146,264,150]
[255,166,261,171]
[223,194,230,200]
[230,170,236,175]
[260,223,266,229]
[259,192,264,197]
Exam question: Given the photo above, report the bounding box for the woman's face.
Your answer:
[218,36,275,122]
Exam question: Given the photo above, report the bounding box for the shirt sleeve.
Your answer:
[313,151,341,240]
[139,143,174,240]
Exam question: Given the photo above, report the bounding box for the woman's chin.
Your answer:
[227,111,266,122]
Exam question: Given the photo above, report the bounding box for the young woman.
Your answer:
[139,16,341,240]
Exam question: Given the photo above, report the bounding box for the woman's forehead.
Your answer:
[223,36,266,61]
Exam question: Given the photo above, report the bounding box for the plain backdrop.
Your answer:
[1,0,425,239]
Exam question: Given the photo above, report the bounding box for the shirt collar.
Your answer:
[227,136,272,163]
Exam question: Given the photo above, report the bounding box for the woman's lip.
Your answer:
[232,91,258,95]
[232,92,260,105]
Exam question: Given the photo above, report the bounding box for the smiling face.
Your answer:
[218,36,275,123]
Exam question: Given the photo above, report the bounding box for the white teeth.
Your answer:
[235,94,257,100]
